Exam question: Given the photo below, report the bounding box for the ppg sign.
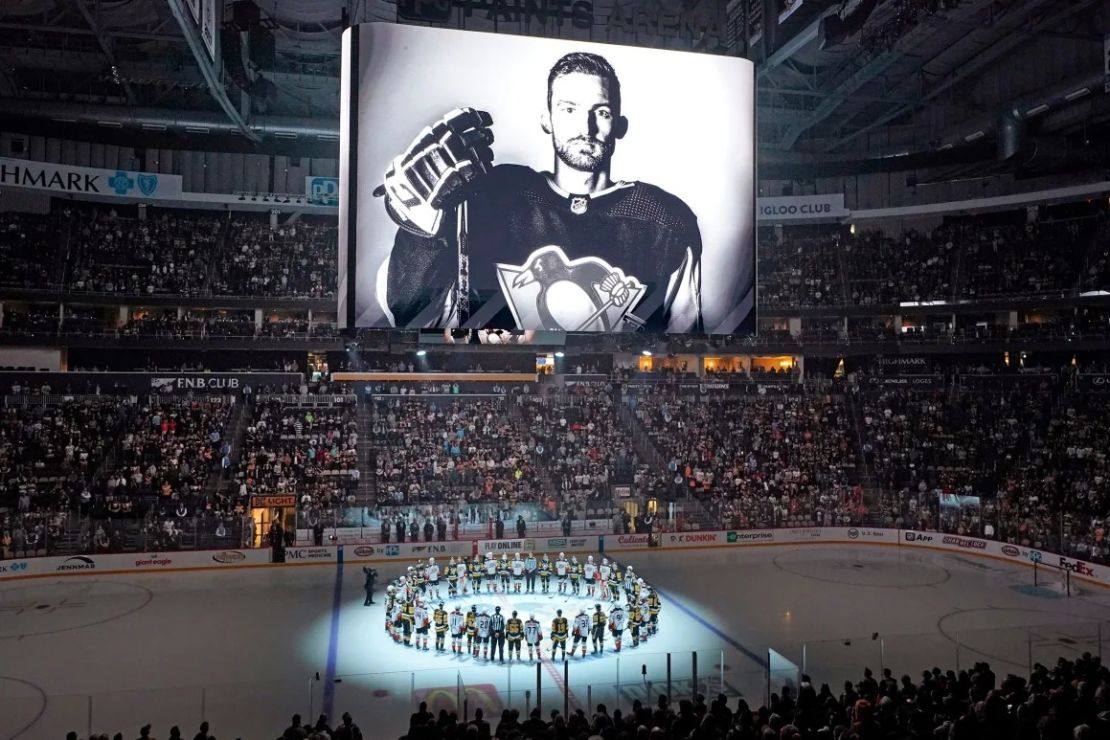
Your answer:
[307,176,339,206]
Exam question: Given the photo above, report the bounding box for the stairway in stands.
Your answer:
[208,395,250,501]
[846,387,882,506]
[509,392,559,499]
[354,397,377,507]
[618,394,720,530]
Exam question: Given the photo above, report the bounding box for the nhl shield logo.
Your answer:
[496,246,646,332]
[137,174,159,196]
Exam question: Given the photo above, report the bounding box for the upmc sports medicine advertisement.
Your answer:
[339,23,755,335]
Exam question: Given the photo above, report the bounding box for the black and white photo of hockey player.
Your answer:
[374,52,702,333]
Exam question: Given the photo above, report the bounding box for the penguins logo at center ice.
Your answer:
[496,246,646,332]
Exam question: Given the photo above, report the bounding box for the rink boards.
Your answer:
[2,528,1108,590]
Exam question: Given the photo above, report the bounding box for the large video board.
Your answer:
[339,23,755,334]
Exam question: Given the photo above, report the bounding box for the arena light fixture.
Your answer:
[964,130,985,142]
[641,349,652,357]
[416,349,427,357]
[1064,88,1091,102]
[1025,104,1050,117]
[554,351,564,358]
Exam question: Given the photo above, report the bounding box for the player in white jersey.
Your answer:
[449,605,466,654]
[476,609,493,660]
[426,558,440,599]
[609,603,627,652]
[511,553,525,593]
[413,601,431,650]
[572,608,591,658]
[555,552,569,594]
[485,554,498,593]
[524,614,543,661]
[598,559,612,600]
[583,556,597,597]
[457,557,469,595]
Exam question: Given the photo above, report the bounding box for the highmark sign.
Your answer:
[0,157,183,200]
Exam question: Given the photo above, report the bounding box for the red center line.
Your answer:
[493,590,580,711]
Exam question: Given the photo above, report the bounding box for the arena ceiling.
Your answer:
[0,0,1107,174]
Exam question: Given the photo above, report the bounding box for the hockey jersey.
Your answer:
[555,559,568,576]
[583,562,596,580]
[414,605,429,629]
[524,619,542,644]
[449,611,466,634]
[610,607,627,631]
[485,558,498,576]
[512,559,525,577]
[573,613,590,637]
[384,165,702,332]
[477,613,492,638]
[426,564,439,582]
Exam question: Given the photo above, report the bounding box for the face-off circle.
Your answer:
[380,552,662,663]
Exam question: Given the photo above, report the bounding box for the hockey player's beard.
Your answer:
[554,136,613,173]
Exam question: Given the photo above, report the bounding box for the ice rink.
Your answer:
[3,544,1110,740]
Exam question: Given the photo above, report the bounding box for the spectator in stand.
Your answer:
[210,218,336,298]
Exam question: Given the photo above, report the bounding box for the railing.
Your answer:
[1,514,251,560]
[294,505,616,545]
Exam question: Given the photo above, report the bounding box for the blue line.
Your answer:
[323,547,344,718]
[653,586,768,669]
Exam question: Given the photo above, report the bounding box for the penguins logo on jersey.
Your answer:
[496,246,646,332]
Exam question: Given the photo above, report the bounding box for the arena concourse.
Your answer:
[3,2,1110,740]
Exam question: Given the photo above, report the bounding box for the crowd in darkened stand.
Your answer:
[2,206,1108,304]
[372,397,542,507]
[633,390,864,529]
[65,653,1110,739]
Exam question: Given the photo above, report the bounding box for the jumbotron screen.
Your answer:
[338,23,755,334]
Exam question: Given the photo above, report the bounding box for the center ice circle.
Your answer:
[381,552,661,663]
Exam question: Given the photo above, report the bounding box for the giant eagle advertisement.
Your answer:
[339,23,755,334]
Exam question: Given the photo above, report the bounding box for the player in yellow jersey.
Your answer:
[539,554,553,594]
[629,603,643,647]
[433,603,449,652]
[550,609,569,660]
[591,603,608,654]
[506,610,525,661]
[465,605,478,655]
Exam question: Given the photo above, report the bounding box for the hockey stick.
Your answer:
[455,200,470,327]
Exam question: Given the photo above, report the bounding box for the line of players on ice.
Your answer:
[384,552,662,662]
